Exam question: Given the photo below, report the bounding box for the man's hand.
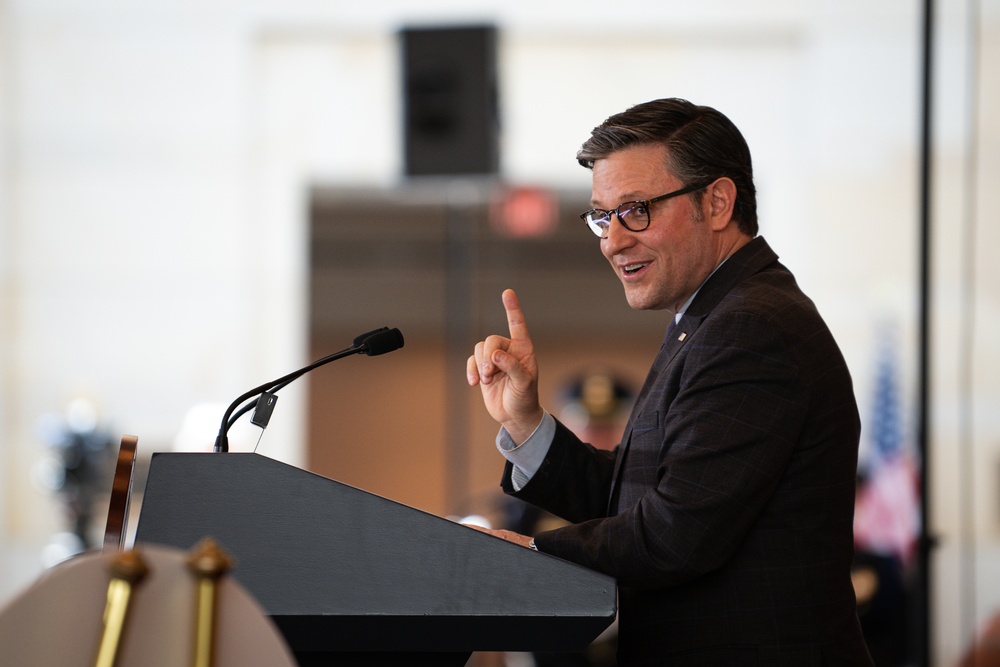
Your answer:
[467,289,545,443]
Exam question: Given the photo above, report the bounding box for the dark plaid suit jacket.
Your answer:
[503,237,874,666]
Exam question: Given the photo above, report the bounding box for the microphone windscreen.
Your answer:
[362,328,404,356]
[353,327,389,348]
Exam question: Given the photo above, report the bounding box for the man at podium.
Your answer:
[468,98,874,666]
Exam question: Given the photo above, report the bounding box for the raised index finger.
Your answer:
[502,289,531,342]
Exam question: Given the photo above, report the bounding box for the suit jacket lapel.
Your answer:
[603,237,780,515]
[606,318,693,514]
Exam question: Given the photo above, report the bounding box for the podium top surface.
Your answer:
[135,452,616,653]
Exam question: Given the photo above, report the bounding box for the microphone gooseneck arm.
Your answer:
[213,327,404,453]
[222,327,393,433]
[213,346,358,453]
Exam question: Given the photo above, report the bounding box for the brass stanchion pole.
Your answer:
[186,538,234,667]
[94,550,149,667]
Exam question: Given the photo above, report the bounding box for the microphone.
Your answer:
[224,327,401,432]
[358,327,404,356]
[213,327,404,452]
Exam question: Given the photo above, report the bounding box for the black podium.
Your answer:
[134,453,616,665]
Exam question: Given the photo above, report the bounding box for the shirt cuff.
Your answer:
[496,412,556,491]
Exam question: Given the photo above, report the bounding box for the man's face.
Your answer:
[592,143,719,312]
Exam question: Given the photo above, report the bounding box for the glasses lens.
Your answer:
[617,202,650,231]
[583,211,611,237]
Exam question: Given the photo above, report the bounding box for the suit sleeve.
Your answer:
[524,309,811,588]
[501,419,619,522]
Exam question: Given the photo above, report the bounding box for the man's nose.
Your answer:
[603,213,635,251]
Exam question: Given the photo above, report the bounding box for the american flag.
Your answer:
[853,336,920,567]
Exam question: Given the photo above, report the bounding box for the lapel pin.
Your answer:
[678,332,687,341]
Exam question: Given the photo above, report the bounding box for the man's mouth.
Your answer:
[622,261,651,276]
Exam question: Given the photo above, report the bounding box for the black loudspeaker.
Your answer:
[401,25,499,177]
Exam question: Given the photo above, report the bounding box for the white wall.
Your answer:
[1,1,996,664]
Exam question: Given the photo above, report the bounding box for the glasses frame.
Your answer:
[580,180,715,238]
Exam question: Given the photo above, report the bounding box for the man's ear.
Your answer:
[705,177,737,231]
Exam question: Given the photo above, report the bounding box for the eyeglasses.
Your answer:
[580,181,714,238]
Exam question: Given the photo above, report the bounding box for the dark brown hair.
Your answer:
[577,98,758,236]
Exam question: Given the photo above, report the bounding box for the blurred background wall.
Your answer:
[0,1,997,665]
